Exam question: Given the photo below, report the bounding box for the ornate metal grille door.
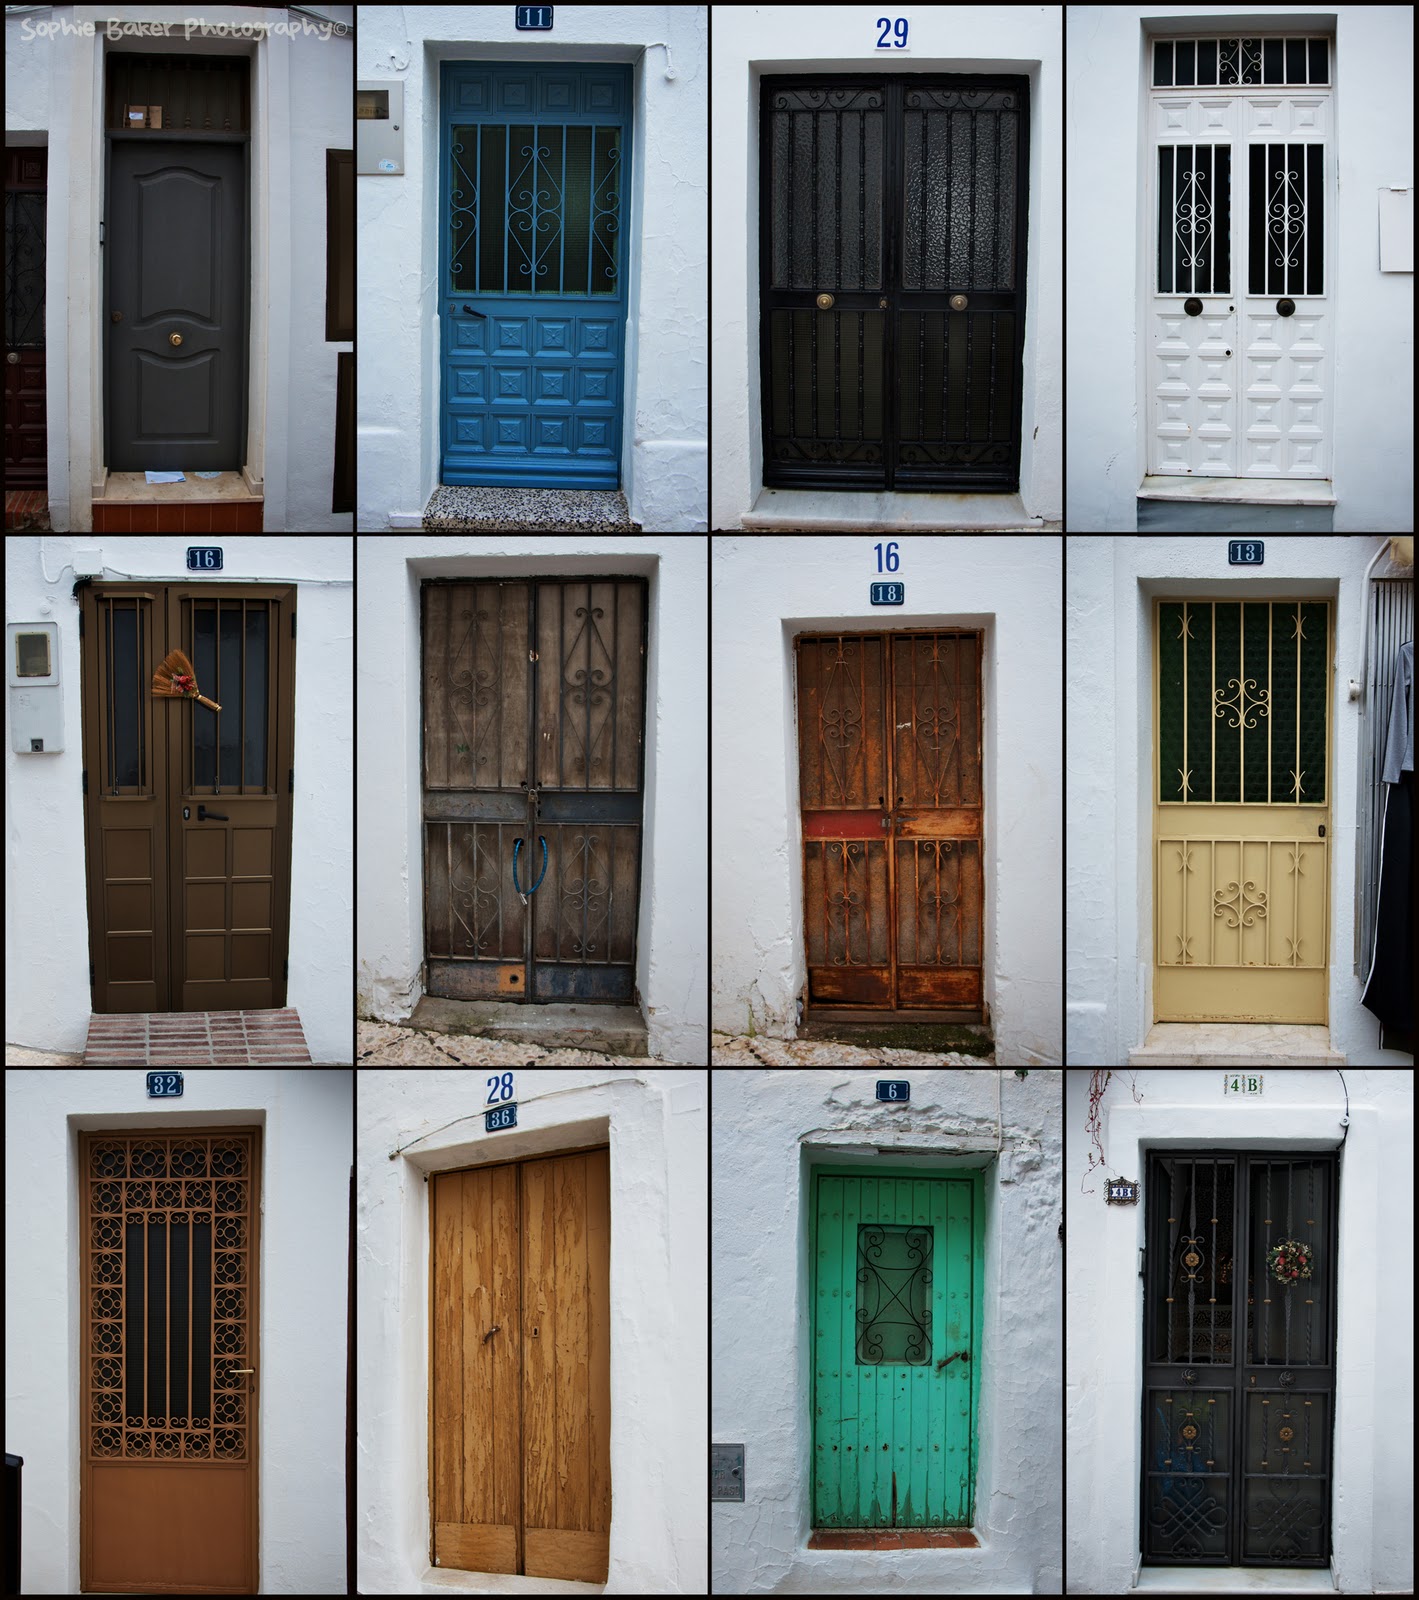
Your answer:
[796,631,983,1015]
[1153,599,1331,1022]
[440,63,630,489]
[1142,1151,1337,1566]
[1149,36,1333,477]
[761,76,1029,492]
[431,1150,610,1581]
[812,1169,981,1528]
[422,579,645,1003]
[81,1130,258,1593]
[79,583,297,1013]
[5,146,47,488]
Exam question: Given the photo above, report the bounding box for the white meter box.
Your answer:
[357,82,404,174]
[8,620,63,752]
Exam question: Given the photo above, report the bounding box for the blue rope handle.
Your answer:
[512,835,548,895]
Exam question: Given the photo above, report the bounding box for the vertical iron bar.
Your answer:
[165,1211,171,1422]
[1186,1157,1195,1365]
[136,602,144,789]
[1209,142,1216,293]
[1210,601,1216,802]
[107,601,115,792]
[1210,1159,1217,1356]
[188,1200,194,1425]
[584,580,592,793]
[1240,600,1246,803]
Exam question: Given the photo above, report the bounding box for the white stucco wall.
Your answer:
[710,4,1063,531]
[711,535,1063,1067]
[355,535,708,1065]
[355,5,708,533]
[1064,1067,1414,1595]
[712,1067,1062,1594]
[1065,5,1415,533]
[2,536,354,1064]
[1065,535,1411,1068]
[4,7,353,532]
[3,1068,352,1597]
[356,1067,707,1594]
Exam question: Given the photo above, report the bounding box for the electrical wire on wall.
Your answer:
[387,1076,641,1160]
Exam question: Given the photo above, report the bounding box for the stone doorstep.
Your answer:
[1127,1023,1346,1068]
[96,470,262,503]
[83,1008,312,1065]
[422,485,641,532]
[407,996,648,1058]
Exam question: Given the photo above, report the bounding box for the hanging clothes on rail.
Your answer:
[1361,637,1414,1054]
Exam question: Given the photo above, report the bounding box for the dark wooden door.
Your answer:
[1142,1151,1338,1566]
[761,76,1029,492]
[431,1150,610,1582]
[422,579,646,1002]
[4,146,47,487]
[80,584,296,1013]
[81,1129,259,1594]
[796,631,982,1015]
[106,141,246,470]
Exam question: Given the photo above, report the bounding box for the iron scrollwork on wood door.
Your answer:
[422,579,646,1002]
[761,75,1029,493]
[1142,1151,1336,1566]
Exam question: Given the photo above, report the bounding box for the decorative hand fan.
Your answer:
[151,649,222,712]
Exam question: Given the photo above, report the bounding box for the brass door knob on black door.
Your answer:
[169,332,183,346]
[816,292,835,309]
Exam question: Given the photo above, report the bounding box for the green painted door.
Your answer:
[812,1169,982,1528]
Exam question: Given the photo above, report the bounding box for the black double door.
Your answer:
[760,75,1029,493]
[1142,1152,1337,1567]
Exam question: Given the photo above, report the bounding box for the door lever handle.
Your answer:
[197,805,229,821]
[461,304,487,318]
[936,1350,970,1370]
[227,1368,256,1375]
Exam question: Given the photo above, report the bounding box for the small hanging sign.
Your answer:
[1105,1177,1140,1204]
[876,1079,911,1103]
[146,1071,183,1098]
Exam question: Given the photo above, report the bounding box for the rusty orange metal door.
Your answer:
[796,631,983,1015]
[81,1130,258,1594]
[431,1149,610,1583]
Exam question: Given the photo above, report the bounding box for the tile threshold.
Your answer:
[83,1008,312,1065]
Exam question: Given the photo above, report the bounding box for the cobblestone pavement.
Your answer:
[357,1020,668,1066]
[712,1032,995,1066]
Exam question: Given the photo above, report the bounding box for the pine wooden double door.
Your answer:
[431,1150,610,1583]
[796,631,983,1015]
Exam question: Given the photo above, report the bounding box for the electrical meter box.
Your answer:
[8,621,63,752]
[357,81,404,174]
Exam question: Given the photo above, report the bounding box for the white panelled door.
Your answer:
[1149,36,1333,478]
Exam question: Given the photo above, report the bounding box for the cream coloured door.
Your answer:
[1148,35,1332,478]
[1154,599,1331,1022]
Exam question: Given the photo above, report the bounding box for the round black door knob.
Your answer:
[1184,298,1203,316]
[1277,298,1296,317]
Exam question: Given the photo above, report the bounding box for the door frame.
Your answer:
[793,626,987,1022]
[1138,1146,1340,1568]
[758,71,1031,494]
[78,580,298,1014]
[426,1142,613,1578]
[809,1162,985,1530]
[78,1125,262,1595]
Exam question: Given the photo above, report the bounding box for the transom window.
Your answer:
[1153,37,1330,89]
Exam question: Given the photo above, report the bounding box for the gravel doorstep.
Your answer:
[357,1020,675,1066]
[711,1031,996,1066]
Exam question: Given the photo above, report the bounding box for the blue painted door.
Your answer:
[441,63,630,488]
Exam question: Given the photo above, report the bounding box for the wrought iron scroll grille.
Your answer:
[1158,145,1230,296]
[85,1132,255,1464]
[856,1224,933,1364]
[1249,143,1324,298]
[5,188,45,347]
[1153,38,1330,89]
[1143,1152,1337,1567]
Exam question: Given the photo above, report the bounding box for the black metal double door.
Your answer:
[761,75,1029,493]
[1142,1151,1337,1567]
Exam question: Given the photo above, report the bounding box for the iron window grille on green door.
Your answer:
[811,1167,983,1528]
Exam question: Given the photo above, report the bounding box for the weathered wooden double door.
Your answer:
[432,1150,610,1582]
[762,76,1029,491]
[796,631,983,1015]
[812,1169,982,1529]
[1143,1151,1337,1566]
[81,1129,259,1593]
[1154,599,1331,1022]
[422,579,646,1002]
[79,583,296,1012]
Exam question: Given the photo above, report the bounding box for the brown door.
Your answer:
[4,146,47,488]
[79,583,296,1012]
[81,1129,259,1593]
[796,630,983,1015]
[421,579,646,1002]
[431,1149,611,1583]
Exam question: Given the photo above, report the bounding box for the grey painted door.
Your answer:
[106,141,246,471]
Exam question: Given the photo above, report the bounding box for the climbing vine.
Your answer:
[1080,1069,1142,1193]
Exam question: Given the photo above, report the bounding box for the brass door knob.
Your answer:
[170,332,183,346]
[815,292,834,310]
[949,294,968,311]
[111,311,123,324]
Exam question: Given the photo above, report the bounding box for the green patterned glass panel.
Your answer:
[1270,603,1299,801]
[1212,602,1242,802]
[1185,602,1213,802]
[1297,603,1328,802]
[1242,601,1271,802]
[1159,603,1185,801]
